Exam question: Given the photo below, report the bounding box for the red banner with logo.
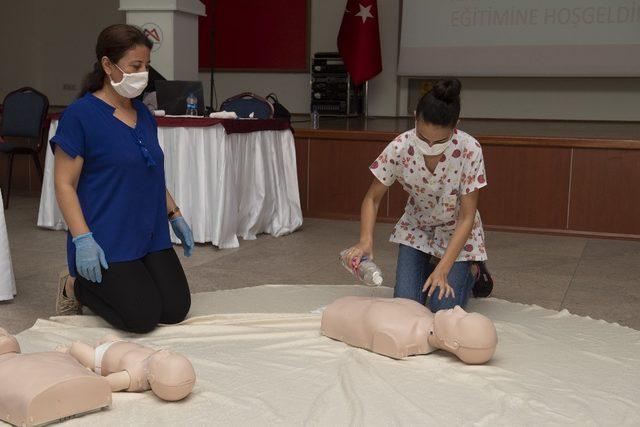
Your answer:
[198,0,309,71]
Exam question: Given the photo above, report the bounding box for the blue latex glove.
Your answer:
[73,232,108,283]
[170,216,194,257]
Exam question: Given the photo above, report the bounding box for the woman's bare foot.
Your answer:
[471,263,479,278]
[64,276,76,299]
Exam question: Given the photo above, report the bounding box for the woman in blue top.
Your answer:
[53,25,194,333]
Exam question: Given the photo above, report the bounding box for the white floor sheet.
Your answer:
[11,285,640,426]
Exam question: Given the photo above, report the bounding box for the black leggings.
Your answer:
[74,248,191,333]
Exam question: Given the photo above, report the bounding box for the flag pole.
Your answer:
[364,81,369,118]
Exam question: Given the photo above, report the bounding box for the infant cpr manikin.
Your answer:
[59,335,196,401]
[321,296,498,363]
[0,327,111,427]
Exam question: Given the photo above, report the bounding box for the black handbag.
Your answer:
[266,93,291,121]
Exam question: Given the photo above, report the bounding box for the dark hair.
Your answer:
[79,24,152,97]
[415,79,462,128]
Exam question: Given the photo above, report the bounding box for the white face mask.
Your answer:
[410,122,453,156]
[110,63,148,98]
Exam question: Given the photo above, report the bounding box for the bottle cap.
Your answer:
[372,272,383,286]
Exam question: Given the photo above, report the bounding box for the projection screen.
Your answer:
[398,0,640,76]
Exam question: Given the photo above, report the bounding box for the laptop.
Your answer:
[155,80,205,116]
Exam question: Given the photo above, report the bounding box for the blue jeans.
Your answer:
[394,244,475,312]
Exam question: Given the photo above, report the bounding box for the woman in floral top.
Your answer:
[343,79,488,312]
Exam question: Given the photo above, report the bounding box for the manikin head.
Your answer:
[0,327,20,356]
[431,306,498,364]
[147,350,196,401]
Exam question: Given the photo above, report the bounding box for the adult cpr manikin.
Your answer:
[0,327,111,427]
[59,335,196,401]
[321,296,497,363]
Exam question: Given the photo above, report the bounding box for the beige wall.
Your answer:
[398,77,640,121]
[1,0,638,120]
[198,0,399,117]
[0,1,38,100]
[0,0,124,106]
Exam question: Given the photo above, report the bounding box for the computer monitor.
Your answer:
[155,80,205,116]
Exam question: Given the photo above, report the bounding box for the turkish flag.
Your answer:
[337,0,383,86]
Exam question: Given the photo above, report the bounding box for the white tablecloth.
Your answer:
[37,121,302,248]
[0,189,16,301]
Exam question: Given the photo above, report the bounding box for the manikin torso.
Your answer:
[0,328,111,427]
[321,296,498,364]
[322,296,437,359]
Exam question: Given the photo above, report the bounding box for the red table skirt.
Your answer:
[47,112,291,134]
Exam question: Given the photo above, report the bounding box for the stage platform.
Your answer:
[293,117,640,239]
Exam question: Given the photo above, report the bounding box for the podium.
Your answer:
[119,0,205,80]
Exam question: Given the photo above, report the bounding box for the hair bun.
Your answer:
[431,79,461,103]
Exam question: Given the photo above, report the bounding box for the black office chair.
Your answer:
[0,87,49,209]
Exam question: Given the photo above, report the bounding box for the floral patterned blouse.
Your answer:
[370,127,488,261]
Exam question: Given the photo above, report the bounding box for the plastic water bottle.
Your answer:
[186,93,198,116]
[339,249,383,287]
[311,107,320,129]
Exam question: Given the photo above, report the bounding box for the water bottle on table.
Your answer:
[339,249,383,287]
[186,93,199,116]
[311,106,320,129]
